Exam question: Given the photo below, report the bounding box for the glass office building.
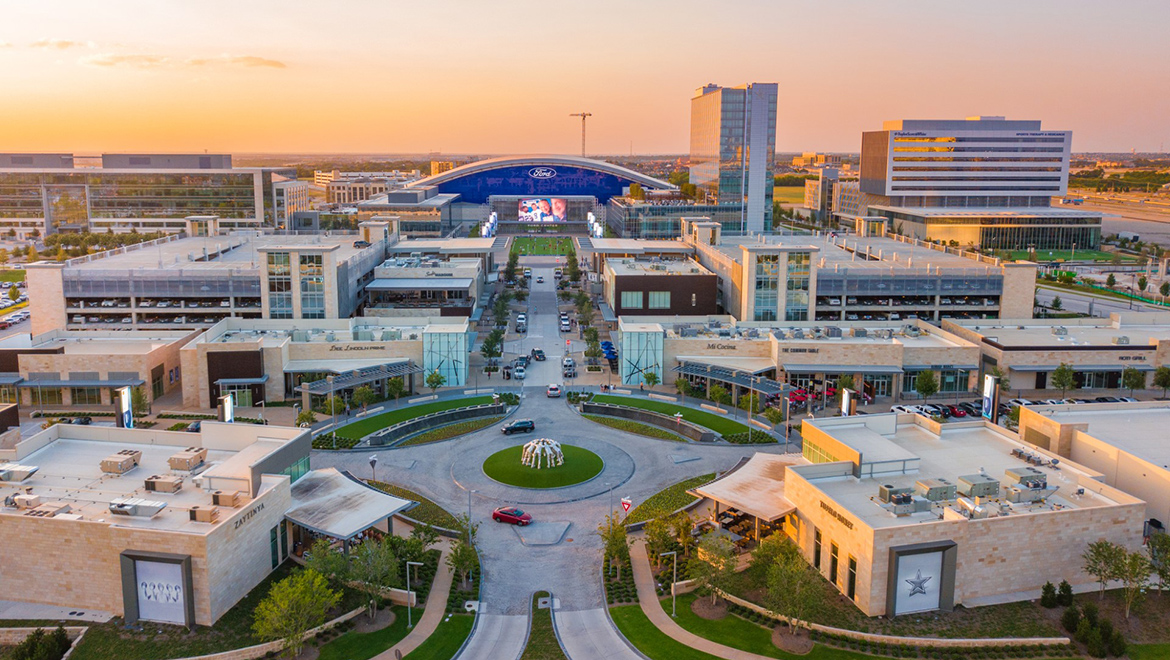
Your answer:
[606,197,749,237]
[689,83,777,234]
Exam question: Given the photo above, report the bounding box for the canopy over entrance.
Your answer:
[691,453,798,522]
[285,468,414,541]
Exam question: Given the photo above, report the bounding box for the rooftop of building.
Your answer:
[376,255,482,272]
[870,205,1103,219]
[1028,402,1170,470]
[796,414,1129,530]
[952,313,1170,348]
[604,257,713,277]
[0,423,306,535]
[0,329,195,355]
[192,317,466,349]
[879,117,1045,132]
[358,193,461,209]
[581,238,694,255]
[43,233,372,274]
[626,317,971,349]
[714,233,1005,273]
[388,238,498,253]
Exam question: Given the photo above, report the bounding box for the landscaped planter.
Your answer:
[579,401,716,442]
[368,403,507,446]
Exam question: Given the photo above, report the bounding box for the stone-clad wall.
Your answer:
[205,478,291,622]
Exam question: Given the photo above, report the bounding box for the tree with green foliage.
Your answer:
[1083,540,1124,599]
[680,182,698,200]
[583,326,599,344]
[321,395,346,416]
[492,296,511,326]
[669,511,695,558]
[642,371,660,389]
[504,251,519,282]
[252,568,340,658]
[1040,581,1058,608]
[566,257,581,283]
[1121,366,1146,396]
[667,170,689,187]
[1116,549,1151,619]
[10,625,71,660]
[764,539,825,634]
[1139,275,1149,292]
[425,370,446,395]
[447,539,478,590]
[348,536,401,620]
[480,328,505,366]
[131,385,150,417]
[351,385,377,409]
[628,183,645,200]
[1146,531,1170,596]
[708,384,731,407]
[386,377,406,407]
[1106,273,1117,288]
[26,246,38,263]
[1051,362,1078,398]
[1058,580,1074,607]
[1154,366,1170,400]
[989,365,1011,393]
[578,300,594,328]
[7,287,18,302]
[584,340,604,365]
[1050,296,1062,311]
[295,410,318,427]
[0,249,7,265]
[598,513,630,580]
[835,375,855,404]
[643,517,674,568]
[737,392,760,414]
[688,531,736,606]
[1161,281,1170,299]
[674,377,692,398]
[55,246,68,262]
[914,370,938,403]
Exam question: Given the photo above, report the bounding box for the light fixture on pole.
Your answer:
[467,489,478,530]
[406,560,423,628]
[660,550,678,617]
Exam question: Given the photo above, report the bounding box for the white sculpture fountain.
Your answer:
[520,438,565,470]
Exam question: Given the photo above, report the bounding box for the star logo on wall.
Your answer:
[905,569,931,597]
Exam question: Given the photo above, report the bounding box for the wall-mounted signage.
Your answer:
[893,551,943,615]
[135,560,186,624]
[981,374,999,421]
[115,386,133,429]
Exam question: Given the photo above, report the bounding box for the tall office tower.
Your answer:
[860,116,1071,208]
[689,83,778,234]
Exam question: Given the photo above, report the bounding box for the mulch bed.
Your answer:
[691,596,729,620]
[772,625,814,655]
[351,607,396,634]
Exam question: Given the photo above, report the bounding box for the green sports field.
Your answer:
[510,236,575,256]
[1002,248,1137,263]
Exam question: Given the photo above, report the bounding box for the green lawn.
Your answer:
[622,473,714,525]
[581,414,686,442]
[403,614,474,659]
[1131,644,1170,659]
[592,395,750,436]
[773,186,806,205]
[0,270,25,283]
[317,606,410,660]
[333,396,494,441]
[401,417,503,446]
[482,444,603,488]
[609,604,725,660]
[1002,249,1135,263]
[511,236,575,256]
[368,481,460,529]
[520,592,565,660]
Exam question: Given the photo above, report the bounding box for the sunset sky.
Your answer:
[2,0,1168,155]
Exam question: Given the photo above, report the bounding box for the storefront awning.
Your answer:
[903,365,979,372]
[18,378,144,388]
[285,358,406,374]
[783,364,903,375]
[690,454,798,522]
[285,468,415,541]
[673,361,787,396]
[215,375,270,386]
[676,356,774,375]
[598,301,618,323]
[1009,364,1155,372]
[0,373,24,386]
[367,278,473,291]
[297,360,424,396]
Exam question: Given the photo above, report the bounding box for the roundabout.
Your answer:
[482,442,604,489]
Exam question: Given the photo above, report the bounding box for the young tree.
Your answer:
[0,249,7,265]
[669,511,695,558]
[989,365,1011,393]
[737,392,760,414]
[351,385,377,410]
[55,246,68,262]
[708,384,731,408]
[688,531,736,606]
[1161,281,1170,299]
[425,370,446,395]
[504,251,519,282]
[598,513,631,580]
[322,395,347,416]
[252,568,340,658]
[643,517,674,569]
[642,371,660,390]
[26,246,38,263]
[295,410,318,427]
[447,539,478,590]
[1154,366,1170,399]
[480,328,504,365]
[566,258,581,284]
[578,301,594,328]
[764,541,826,634]
[750,532,789,571]
[1050,296,1062,311]
[1106,273,1117,288]
[7,287,18,302]
[492,296,510,325]
[385,377,406,407]
[1082,540,1124,599]
[1121,366,1146,396]
[1051,362,1078,398]
[914,370,939,403]
[835,375,855,403]
[349,537,401,619]
[1138,275,1149,293]
[584,341,604,365]
[674,377,692,398]
[131,385,150,417]
[1147,532,1170,596]
[1116,549,1151,619]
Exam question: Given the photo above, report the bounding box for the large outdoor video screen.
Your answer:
[518,198,568,222]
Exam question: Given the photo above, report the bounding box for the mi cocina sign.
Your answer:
[528,167,557,179]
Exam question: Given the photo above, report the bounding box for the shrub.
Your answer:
[1085,628,1107,658]
[1081,601,1099,627]
[1096,618,1113,644]
[1108,630,1127,657]
[1057,579,1074,606]
[1061,605,1081,633]
[1074,617,1093,644]
[1040,581,1058,608]
[11,626,71,660]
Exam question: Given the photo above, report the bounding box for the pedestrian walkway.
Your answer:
[630,540,776,660]
[375,541,454,659]
[555,607,643,659]
[457,613,528,660]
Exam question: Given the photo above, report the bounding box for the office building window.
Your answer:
[0,385,15,404]
[813,529,822,569]
[267,252,293,320]
[270,526,280,569]
[32,387,63,406]
[829,542,839,584]
[71,387,102,405]
[648,291,670,309]
[785,252,811,322]
[299,254,325,319]
[280,456,310,484]
[621,291,644,309]
[847,556,857,600]
[753,254,779,321]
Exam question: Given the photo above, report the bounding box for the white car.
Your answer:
[516,313,527,325]
[514,366,526,380]
[1008,398,1033,407]
[562,356,576,369]
[546,384,562,398]
[1119,396,1139,403]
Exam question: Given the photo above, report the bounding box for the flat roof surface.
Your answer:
[367,278,474,290]
[61,234,366,273]
[3,432,287,534]
[0,331,191,354]
[606,258,712,276]
[871,205,1103,219]
[663,321,972,349]
[1034,404,1170,469]
[961,321,1170,348]
[692,454,802,521]
[716,234,996,272]
[389,238,496,252]
[586,238,693,254]
[798,416,1121,529]
[286,468,413,540]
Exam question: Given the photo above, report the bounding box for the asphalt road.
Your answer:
[1035,286,1160,317]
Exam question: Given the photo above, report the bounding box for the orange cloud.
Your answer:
[83,53,169,68]
[185,55,287,69]
[32,38,88,49]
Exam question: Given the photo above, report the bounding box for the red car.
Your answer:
[492,506,532,526]
[947,405,967,418]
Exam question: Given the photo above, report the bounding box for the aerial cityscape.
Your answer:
[3,2,1170,660]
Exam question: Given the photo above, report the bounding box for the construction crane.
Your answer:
[569,112,592,157]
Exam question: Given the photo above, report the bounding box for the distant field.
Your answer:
[511,236,574,256]
[0,270,25,283]
[773,186,806,205]
[1003,249,1136,263]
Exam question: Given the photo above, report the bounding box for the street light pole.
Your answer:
[784,395,791,454]
[605,482,612,517]
[406,560,423,628]
[369,454,378,484]
[660,551,678,617]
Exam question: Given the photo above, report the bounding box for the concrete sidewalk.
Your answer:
[376,541,455,659]
[630,540,776,660]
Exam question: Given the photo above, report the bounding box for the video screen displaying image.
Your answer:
[518,198,568,222]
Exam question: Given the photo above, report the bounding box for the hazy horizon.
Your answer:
[3,0,1168,155]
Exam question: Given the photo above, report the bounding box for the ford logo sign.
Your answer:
[528,167,557,179]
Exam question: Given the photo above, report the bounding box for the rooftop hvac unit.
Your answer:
[1112,336,1130,345]
[1004,466,1046,486]
[915,478,957,501]
[958,474,1001,498]
[145,475,183,494]
[957,496,995,519]
[825,326,842,338]
[168,447,207,471]
[100,450,142,475]
[23,502,71,518]
[878,484,913,503]
[791,329,805,339]
[1005,484,1054,504]
[851,328,868,338]
[212,490,244,508]
[0,463,39,482]
[109,497,167,517]
[1051,326,1068,336]
[188,505,220,523]
[13,493,41,509]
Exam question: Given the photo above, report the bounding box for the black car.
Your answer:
[501,419,535,435]
[532,349,546,361]
[515,355,530,368]
[71,416,92,425]
[186,420,202,433]
[353,240,371,249]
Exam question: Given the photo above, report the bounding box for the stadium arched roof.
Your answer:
[414,155,676,191]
